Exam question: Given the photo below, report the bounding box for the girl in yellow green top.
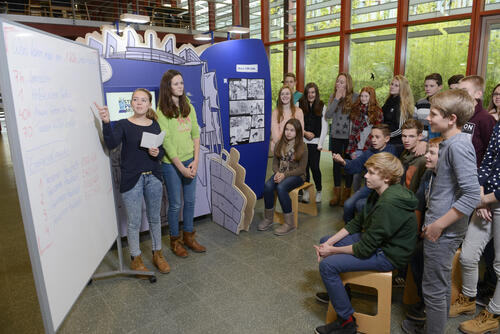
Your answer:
[157,69,206,258]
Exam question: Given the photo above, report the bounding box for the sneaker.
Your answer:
[315,291,329,304]
[316,191,322,203]
[459,309,499,334]
[393,276,406,288]
[401,319,425,334]
[302,190,310,203]
[406,301,426,321]
[314,316,357,334]
[450,293,476,318]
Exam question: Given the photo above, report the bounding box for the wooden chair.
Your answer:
[273,182,318,227]
[326,271,392,334]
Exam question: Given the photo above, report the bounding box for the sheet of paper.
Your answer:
[140,131,165,148]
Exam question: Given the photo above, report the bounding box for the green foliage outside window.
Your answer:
[405,20,469,102]
[484,25,500,110]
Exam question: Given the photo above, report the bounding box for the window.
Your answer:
[270,0,296,42]
[305,0,341,36]
[215,1,233,29]
[485,0,500,11]
[249,0,261,39]
[305,36,340,100]
[483,23,500,109]
[349,29,396,104]
[269,43,296,108]
[409,0,473,21]
[405,20,470,100]
[194,1,209,31]
[351,0,398,29]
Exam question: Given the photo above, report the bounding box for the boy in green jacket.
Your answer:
[314,152,418,334]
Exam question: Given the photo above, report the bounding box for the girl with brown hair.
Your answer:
[270,85,304,152]
[259,118,308,236]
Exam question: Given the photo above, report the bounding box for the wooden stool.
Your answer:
[274,182,318,227]
[326,271,392,334]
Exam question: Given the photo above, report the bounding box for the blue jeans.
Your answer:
[263,174,304,213]
[162,159,196,237]
[319,233,394,319]
[343,186,371,223]
[121,173,163,257]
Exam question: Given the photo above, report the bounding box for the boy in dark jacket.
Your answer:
[314,152,418,334]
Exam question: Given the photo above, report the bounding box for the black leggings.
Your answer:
[331,138,353,188]
[306,143,322,191]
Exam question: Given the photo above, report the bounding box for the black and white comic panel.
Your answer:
[229,78,265,145]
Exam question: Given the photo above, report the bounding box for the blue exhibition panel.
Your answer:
[200,39,271,198]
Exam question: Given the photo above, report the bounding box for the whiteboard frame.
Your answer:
[0,18,116,334]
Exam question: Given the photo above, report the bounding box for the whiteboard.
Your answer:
[0,20,118,333]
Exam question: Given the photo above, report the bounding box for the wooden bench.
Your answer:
[274,182,318,228]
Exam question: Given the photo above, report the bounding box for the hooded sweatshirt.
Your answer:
[399,149,427,193]
[344,184,418,269]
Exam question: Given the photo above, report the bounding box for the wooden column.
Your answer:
[394,0,409,75]
[339,0,351,73]
[295,0,305,92]
[467,0,484,75]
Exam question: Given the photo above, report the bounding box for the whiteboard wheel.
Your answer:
[148,276,157,283]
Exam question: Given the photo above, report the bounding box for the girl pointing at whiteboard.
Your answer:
[95,88,170,277]
[156,69,205,257]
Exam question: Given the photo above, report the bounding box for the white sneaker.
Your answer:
[302,190,310,203]
[316,191,322,203]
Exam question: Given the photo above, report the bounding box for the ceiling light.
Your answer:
[120,13,150,24]
[226,26,250,34]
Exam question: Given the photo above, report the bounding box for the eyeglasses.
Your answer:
[493,93,500,97]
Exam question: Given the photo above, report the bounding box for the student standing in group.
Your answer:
[414,73,443,140]
[157,69,205,258]
[457,75,496,168]
[346,86,383,192]
[298,82,328,203]
[270,85,304,152]
[325,73,358,207]
[449,115,500,334]
[96,89,170,276]
[258,119,308,236]
[488,83,500,121]
[448,74,464,90]
[283,72,303,105]
[382,75,415,146]
[421,89,481,334]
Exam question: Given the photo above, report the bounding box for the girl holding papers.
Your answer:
[156,69,206,258]
[95,88,170,277]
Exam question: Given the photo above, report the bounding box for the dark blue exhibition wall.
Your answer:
[200,39,271,197]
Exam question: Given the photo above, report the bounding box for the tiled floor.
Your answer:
[0,130,474,333]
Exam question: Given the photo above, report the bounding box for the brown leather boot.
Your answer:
[170,235,188,258]
[183,231,206,253]
[152,250,170,274]
[130,255,149,280]
[340,187,351,207]
[329,187,341,207]
[274,212,296,236]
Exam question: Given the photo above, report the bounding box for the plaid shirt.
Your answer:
[347,104,382,154]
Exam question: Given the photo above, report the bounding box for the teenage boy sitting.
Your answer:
[448,119,500,334]
[422,89,481,334]
[401,137,443,333]
[332,124,396,223]
[314,152,418,334]
[400,119,427,194]
[457,75,496,168]
[415,73,443,140]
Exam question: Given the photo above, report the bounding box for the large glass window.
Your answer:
[270,0,296,41]
[269,43,296,108]
[306,0,341,36]
[351,0,398,29]
[349,29,396,104]
[194,1,209,31]
[305,36,340,100]
[215,1,233,29]
[485,0,500,11]
[249,0,261,39]
[405,20,470,101]
[483,23,500,109]
[409,0,473,21]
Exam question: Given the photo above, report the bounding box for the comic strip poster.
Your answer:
[228,78,265,145]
